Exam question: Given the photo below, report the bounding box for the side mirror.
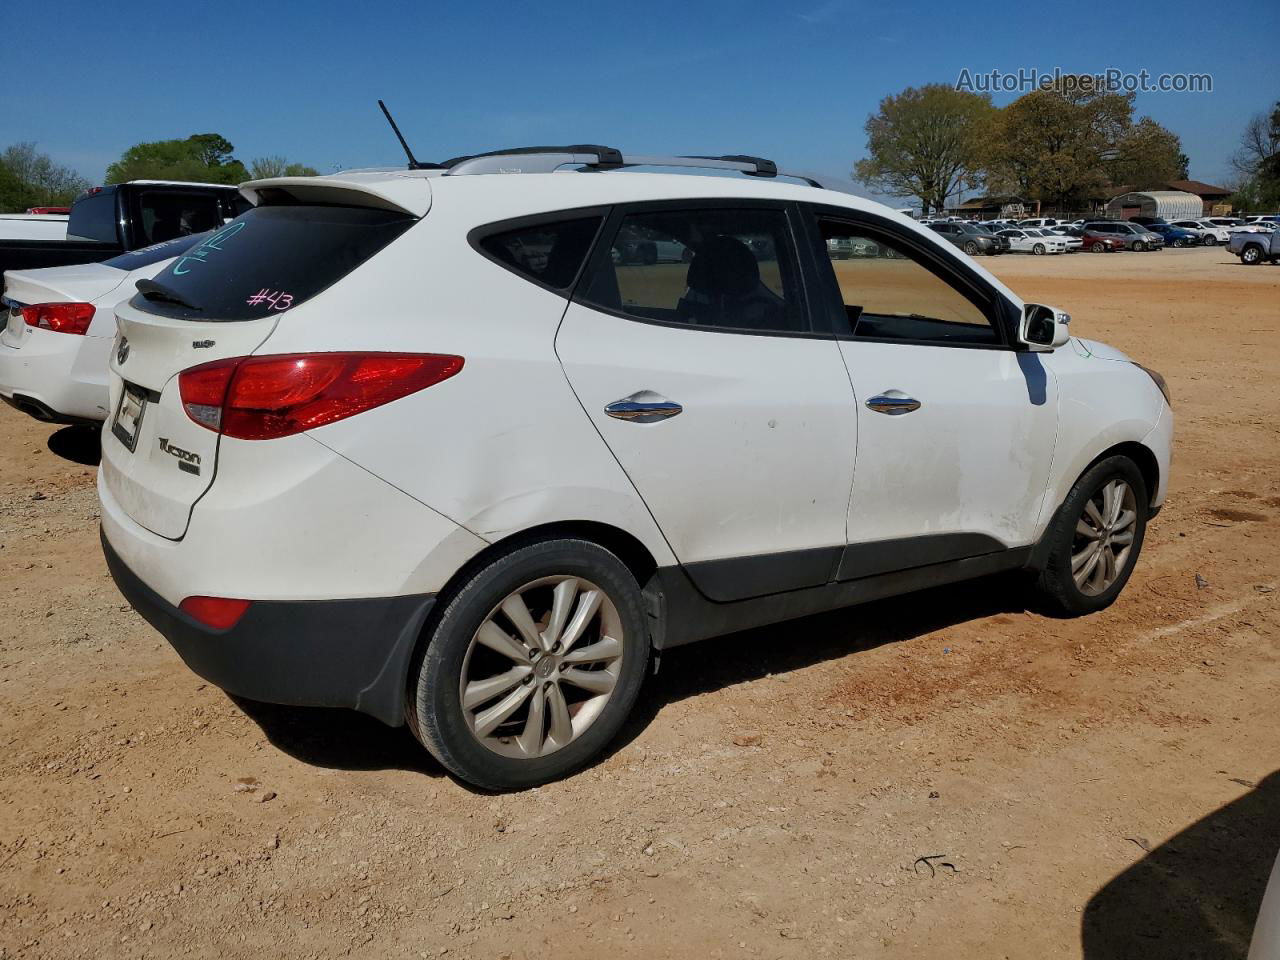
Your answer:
[1018,303,1072,352]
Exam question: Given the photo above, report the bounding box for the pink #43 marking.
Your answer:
[246,289,294,311]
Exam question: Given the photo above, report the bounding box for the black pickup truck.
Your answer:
[0,181,250,275]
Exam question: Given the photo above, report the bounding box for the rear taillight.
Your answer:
[21,302,95,335]
[178,352,463,440]
[179,596,252,630]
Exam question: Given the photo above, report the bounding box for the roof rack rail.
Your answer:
[441,149,858,196]
[442,145,624,169]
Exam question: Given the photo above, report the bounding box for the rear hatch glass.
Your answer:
[130,205,417,322]
[103,202,417,540]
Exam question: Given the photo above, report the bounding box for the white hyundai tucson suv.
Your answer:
[99,148,1173,790]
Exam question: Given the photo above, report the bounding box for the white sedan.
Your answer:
[999,228,1068,254]
[1045,228,1084,252]
[1171,219,1230,244]
[0,233,207,423]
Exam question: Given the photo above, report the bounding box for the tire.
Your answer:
[1032,456,1149,617]
[1203,236,1217,246]
[408,538,650,791]
[1133,240,1146,252]
[1032,243,1046,256]
[1241,244,1264,265]
[963,241,979,256]
[1090,243,1105,253]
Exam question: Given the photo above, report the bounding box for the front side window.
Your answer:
[478,216,602,291]
[816,216,999,346]
[579,207,806,334]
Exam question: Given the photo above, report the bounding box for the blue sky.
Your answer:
[6,0,1275,200]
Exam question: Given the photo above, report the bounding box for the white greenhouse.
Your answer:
[1106,191,1204,221]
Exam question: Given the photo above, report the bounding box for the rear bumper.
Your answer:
[102,528,434,726]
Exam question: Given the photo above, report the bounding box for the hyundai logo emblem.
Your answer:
[116,337,130,365]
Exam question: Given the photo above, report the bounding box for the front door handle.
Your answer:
[605,390,683,423]
[865,390,921,415]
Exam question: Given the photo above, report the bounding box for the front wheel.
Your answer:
[1032,456,1148,616]
[1203,235,1217,246]
[408,539,650,791]
[1133,240,1146,252]
[1241,244,1264,265]
[1032,243,1046,256]
[1090,243,1105,253]
[963,241,979,256]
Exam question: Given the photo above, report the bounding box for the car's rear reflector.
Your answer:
[21,302,95,335]
[178,352,463,440]
[179,595,252,630]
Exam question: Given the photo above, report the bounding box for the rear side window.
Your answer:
[579,207,806,334]
[131,205,416,321]
[478,216,602,291]
[104,231,209,271]
[67,192,117,243]
[134,191,224,245]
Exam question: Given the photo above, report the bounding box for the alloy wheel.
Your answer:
[460,576,624,759]
[1071,479,1138,596]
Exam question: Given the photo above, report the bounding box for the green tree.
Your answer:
[853,84,995,215]
[249,155,320,179]
[1110,117,1189,189]
[0,142,89,210]
[982,81,1134,212]
[105,134,249,185]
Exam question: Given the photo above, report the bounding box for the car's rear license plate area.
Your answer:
[111,383,148,452]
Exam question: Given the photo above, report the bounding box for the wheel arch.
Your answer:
[1028,440,1161,572]
[403,519,664,722]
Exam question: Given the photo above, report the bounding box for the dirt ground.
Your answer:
[2,245,1278,959]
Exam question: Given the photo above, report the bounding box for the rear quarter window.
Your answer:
[130,205,417,321]
[476,216,603,292]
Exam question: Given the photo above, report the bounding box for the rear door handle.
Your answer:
[605,390,683,423]
[865,390,921,415]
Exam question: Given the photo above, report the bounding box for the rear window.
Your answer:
[67,191,117,243]
[131,205,416,321]
[104,232,209,272]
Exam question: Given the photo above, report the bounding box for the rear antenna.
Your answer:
[378,99,437,170]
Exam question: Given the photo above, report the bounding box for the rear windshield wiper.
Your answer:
[135,278,202,312]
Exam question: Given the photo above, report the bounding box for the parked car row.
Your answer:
[2,152,1174,790]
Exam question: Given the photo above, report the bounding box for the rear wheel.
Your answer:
[1032,456,1148,616]
[408,539,649,791]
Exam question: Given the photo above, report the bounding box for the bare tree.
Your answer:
[1231,106,1280,177]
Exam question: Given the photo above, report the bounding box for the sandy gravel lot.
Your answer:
[1,245,1278,959]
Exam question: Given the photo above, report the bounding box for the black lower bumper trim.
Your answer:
[3,393,100,426]
[101,529,435,726]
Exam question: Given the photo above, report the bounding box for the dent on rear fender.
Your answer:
[460,485,677,568]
